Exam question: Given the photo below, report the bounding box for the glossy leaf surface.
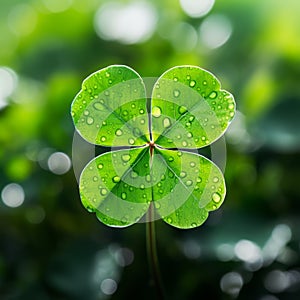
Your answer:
[72,65,235,229]
[71,65,149,147]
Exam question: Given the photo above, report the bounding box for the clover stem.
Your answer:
[146,203,165,300]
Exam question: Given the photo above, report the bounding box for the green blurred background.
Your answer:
[1,0,300,299]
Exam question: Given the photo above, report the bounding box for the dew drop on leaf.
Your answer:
[189,80,196,87]
[178,106,187,114]
[186,180,193,186]
[84,110,89,116]
[121,192,127,200]
[180,171,187,178]
[213,177,219,183]
[167,217,172,223]
[128,138,135,145]
[87,117,94,125]
[182,141,187,147]
[152,106,162,118]
[100,188,108,196]
[130,171,138,178]
[197,177,202,183]
[209,91,217,99]
[101,136,106,142]
[212,192,221,203]
[168,156,174,162]
[112,176,121,183]
[115,129,123,136]
[173,90,180,97]
[228,103,234,110]
[98,163,103,169]
[190,162,195,167]
[139,109,145,114]
[121,154,131,162]
[163,117,171,128]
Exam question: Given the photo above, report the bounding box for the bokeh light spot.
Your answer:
[100,278,117,295]
[48,152,72,175]
[1,183,25,208]
[0,67,18,109]
[94,1,157,45]
[220,272,243,298]
[180,0,215,18]
[199,14,232,49]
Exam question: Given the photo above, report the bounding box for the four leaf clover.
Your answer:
[71,65,235,229]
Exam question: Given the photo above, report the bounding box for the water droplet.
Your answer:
[177,151,182,157]
[131,103,136,108]
[180,171,187,178]
[228,103,234,110]
[178,106,187,114]
[129,186,134,191]
[84,110,89,116]
[100,188,108,196]
[182,141,187,147]
[140,184,145,190]
[146,175,151,182]
[168,156,174,162]
[93,176,98,182]
[203,80,207,85]
[197,177,202,183]
[123,110,128,116]
[173,77,178,82]
[87,117,94,125]
[102,121,107,126]
[152,106,161,118]
[161,175,166,180]
[201,136,206,141]
[176,134,181,139]
[105,72,110,77]
[191,222,197,228]
[168,171,174,178]
[131,171,138,178]
[139,109,145,114]
[121,154,131,162]
[209,91,217,99]
[213,177,219,183]
[121,192,127,200]
[189,115,195,122]
[186,180,193,186]
[187,132,193,138]
[173,90,180,97]
[108,79,112,84]
[212,192,221,203]
[189,80,196,87]
[157,182,162,187]
[128,138,135,145]
[101,136,106,142]
[187,75,191,80]
[185,122,191,127]
[112,176,121,183]
[115,129,123,136]
[190,162,195,167]
[154,202,161,209]
[140,119,145,125]
[159,189,163,194]
[229,111,235,117]
[166,217,172,223]
[98,163,103,169]
[163,117,171,128]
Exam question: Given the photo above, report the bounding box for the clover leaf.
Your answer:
[71,65,235,229]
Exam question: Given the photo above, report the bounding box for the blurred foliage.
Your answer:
[1,0,300,299]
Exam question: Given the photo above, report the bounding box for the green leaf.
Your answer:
[79,147,151,227]
[72,65,235,229]
[151,66,235,148]
[151,148,225,229]
[71,65,150,147]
